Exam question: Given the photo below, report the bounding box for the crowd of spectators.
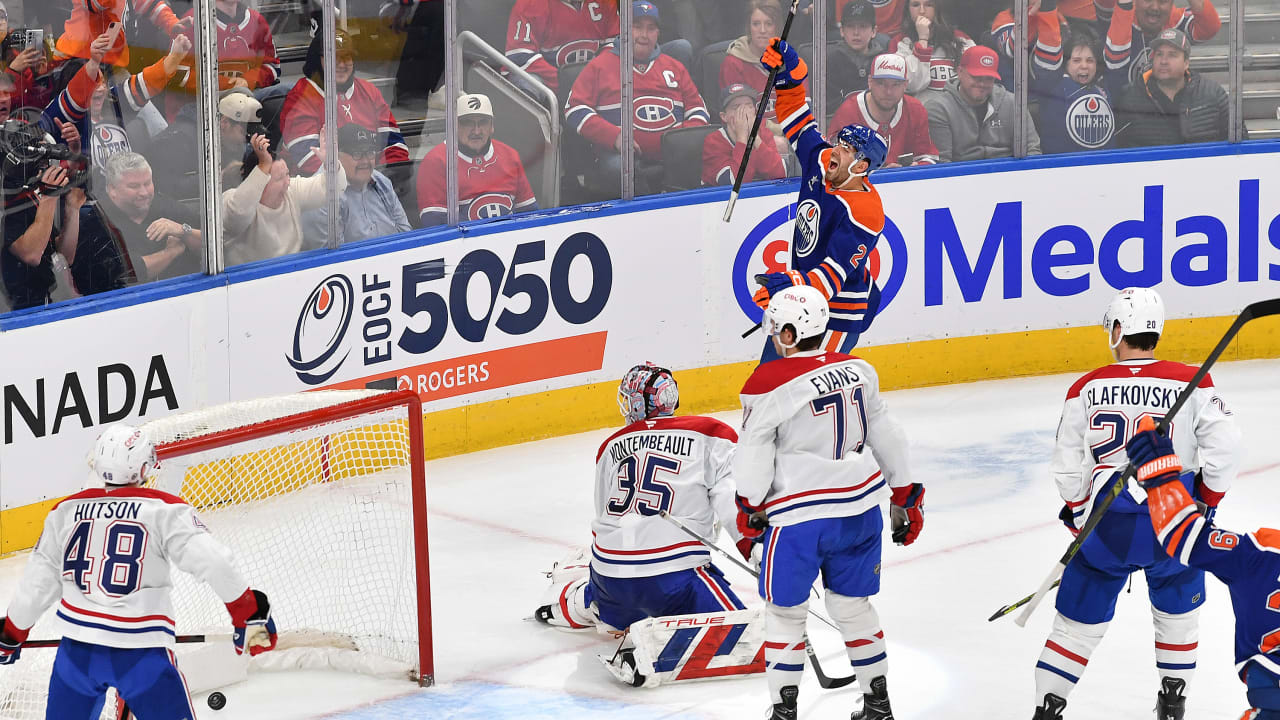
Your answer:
[0,0,1235,314]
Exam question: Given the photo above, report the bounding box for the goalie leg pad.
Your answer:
[620,608,766,687]
[1035,613,1107,702]
[764,601,808,704]
[825,592,888,683]
[1152,607,1199,688]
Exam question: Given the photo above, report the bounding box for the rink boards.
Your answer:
[2,142,1280,552]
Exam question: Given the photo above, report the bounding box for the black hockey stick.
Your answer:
[1009,298,1280,626]
[987,580,1060,622]
[23,634,224,649]
[723,0,801,223]
[659,510,858,689]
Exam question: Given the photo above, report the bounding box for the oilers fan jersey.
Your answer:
[505,0,618,91]
[591,416,740,578]
[775,84,886,338]
[1052,358,1239,528]
[1033,73,1116,154]
[735,351,912,526]
[1105,0,1221,86]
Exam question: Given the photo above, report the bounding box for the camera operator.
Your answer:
[1,163,85,311]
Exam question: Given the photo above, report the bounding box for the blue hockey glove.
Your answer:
[890,483,925,546]
[736,495,768,541]
[1126,417,1182,490]
[759,38,808,89]
[227,589,278,657]
[752,270,806,310]
[0,618,27,666]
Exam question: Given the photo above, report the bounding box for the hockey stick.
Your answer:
[1010,298,1280,627]
[22,634,228,649]
[987,580,1060,622]
[723,0,801,223]
[659,510,858,689]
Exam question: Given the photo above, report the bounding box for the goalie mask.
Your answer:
[90,424,157,486]
[618,363,679,425]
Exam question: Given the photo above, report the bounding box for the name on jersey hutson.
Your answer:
[809,366,862,396]
[72,501,142,521]
[1085,384,1178,410]
[609,434,695,464]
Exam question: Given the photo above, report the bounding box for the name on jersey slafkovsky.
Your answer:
[73,501,142,522]
[1086,384,1178,409]
[609,434,695,464]
[809,366,862,396]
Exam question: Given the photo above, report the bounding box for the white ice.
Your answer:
[2,358,1278,719]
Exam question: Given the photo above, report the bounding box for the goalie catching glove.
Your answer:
[890,484,925,546]
[227,588,277,656]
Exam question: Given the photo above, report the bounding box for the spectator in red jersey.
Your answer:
[4,31,56,113]
[892,0,974,96]
[505,0,620,93]
[54,0,190,68]
[280,30,409,176]
[417,94,538,227]
[991,0,1064,89]
[1105,0,1219,89]
[831,53,937,166]
[827,0,891,113]
[565,1,708,195]
[702,83,785,186]
[160,0,279,119]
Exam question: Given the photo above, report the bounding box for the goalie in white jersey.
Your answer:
[1031,287,1240,720]
[0,425,277,719]
[736,285,923,720]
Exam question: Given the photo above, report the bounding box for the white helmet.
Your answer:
[1102,287,1165,349]
[90,424,157,486]
[766,285,829,347]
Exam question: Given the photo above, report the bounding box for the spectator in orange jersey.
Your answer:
[1104,0,1219,89]
[54,0,190,68]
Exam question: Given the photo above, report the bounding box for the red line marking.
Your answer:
[430,508,578,550]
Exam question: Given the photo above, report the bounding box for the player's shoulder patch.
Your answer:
[653,416,739,443]
[741,355,833,396]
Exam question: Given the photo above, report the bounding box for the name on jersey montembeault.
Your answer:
[72,501,142,522]
[609,434,695,464]
[809,366,862,396]
[1086,384,1178,409]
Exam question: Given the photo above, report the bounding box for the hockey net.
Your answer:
[0,390,432,719]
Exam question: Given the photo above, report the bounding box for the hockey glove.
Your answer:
[759,38,808,89]
[1192,471,1221,524]
[736,495,768,541]
[1058,504,1080,537]
[890,483,925,546]
[1126,417,1181,490]
[752,271,806,310]
[227,589,278,656]
[0,618,28,666]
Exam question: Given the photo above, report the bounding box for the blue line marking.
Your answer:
[325,682,708,719]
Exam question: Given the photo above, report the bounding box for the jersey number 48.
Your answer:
[62,520,149,597]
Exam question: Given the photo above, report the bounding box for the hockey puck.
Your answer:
[207,691,227,711]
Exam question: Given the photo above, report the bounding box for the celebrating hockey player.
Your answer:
[0,425,277,718]
[753,39,890,360]
[1032,287,1240,719]
[735,285,924,720]
[1127,418,1280,720]
[535,363,751,685]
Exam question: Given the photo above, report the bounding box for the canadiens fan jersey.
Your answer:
[280,78,410,175]
[701,127,786,186]
[830,90,938,165]
[1105,1,1220,86]
[565,48,709,157]
[591,416,740,578]
[416,139,538,225]
[175,4,281,92]
[775,84,887,336]
[1052,358,1239,528]
[506,0,618,91]
[892,30,975,94]
[4,487,250,650]
[735,351,912,527]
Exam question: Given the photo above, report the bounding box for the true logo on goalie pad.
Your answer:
[626,609,765,686]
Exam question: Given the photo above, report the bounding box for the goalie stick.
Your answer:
[1006,298,1280,627]
[658,510,857,689]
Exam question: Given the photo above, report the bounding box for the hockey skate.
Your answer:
[768,685,798,720]
[598,647,648,688]
[1033,693,1067,719]
[850,676,894,720]
[1156,677,1186,720]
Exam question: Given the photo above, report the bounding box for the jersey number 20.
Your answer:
[62,520,149,597]
[811,387,868,460]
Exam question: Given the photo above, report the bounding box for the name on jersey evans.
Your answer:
[1085,384,1177,410]
[809,366,862,396]
[72,500,142,521]
[609,434,695,464]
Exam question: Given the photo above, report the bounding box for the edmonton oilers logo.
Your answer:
[287,274,355,385]
[794,200,821,257]
[1066,93,1113,149]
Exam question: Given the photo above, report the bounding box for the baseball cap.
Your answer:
[720,83,757,111]
[337,123,380,154]
[1150,28,1191,57]
[633,0,660,24]
[840,0,875,27]
[457,93,494,119]
[960,45,1002,80]
[870,53,907,81]
[218,90,262,123]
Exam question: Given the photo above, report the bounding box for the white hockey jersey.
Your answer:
[591,416,740,578]
[1052,358,1240,524]
[735,351,912,526]
[6,487,250,650]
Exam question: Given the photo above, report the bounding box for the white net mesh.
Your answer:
[0,391,426,719]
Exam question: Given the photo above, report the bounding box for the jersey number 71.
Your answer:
[811,387,868,460]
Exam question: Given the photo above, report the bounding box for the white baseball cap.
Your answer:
[870,53,908,81]
[219,92,262,123]
[457,93,493,119]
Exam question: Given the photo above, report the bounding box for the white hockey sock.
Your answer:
[1153,608,1198,689]
[825,592,888,684]
[764,601,809,704]
[1035,613,1107,701]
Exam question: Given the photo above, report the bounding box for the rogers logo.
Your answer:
[287,274,355,385]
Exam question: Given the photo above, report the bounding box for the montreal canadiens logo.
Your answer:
[794,200,821,257]
[556,39,600,67]
[1066,93,1114,149]
[634,96,677,132]
[287,274,355,385]
[469,192,515,221]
